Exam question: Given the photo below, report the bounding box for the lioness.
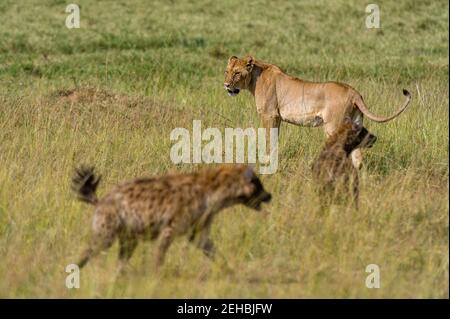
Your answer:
[223,55,411,168]
[72,164,271,273]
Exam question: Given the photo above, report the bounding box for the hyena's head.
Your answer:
[215,165,272,211]
[223,55,255,96]
[241,167,272,211]
[336,118,377,154]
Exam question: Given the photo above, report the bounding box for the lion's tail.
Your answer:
[353,89,411,123]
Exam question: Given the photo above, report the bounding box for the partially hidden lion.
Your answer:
[223,55,411,168]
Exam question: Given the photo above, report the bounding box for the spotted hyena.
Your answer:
[71,164,271,272]
[311,118,377,208]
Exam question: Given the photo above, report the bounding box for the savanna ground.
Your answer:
[0,0,448,298]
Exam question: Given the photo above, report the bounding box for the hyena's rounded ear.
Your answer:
[352,117,363,131]
[243,165,256,181]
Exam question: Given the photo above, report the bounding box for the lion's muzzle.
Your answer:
[224,84,240,96]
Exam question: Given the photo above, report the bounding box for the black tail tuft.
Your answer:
[72,166,101,205]
[403,89,411,97]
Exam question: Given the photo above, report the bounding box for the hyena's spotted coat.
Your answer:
[311,118,377,208]
[72,164,271,272]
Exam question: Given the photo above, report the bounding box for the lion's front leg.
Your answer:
[260,114,281,159]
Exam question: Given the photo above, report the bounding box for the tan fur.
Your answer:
[224,55,411,168]
[71,164,271,272]
[311,118,377,208]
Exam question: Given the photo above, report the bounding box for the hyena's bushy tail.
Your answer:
[72,166,101,205]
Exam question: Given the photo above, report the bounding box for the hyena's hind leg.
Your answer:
[77,212,119,269]
[350,171,360,210]
[155,226,175,269]
[77,232,116,269]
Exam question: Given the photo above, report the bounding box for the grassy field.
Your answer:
[0,0,448,298]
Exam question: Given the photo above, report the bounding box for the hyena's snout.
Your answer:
[261,191,272,203]
[250,190,271,211]
[367,134,377,148]
[361,133,377,149]
[248,173,272,210]
[245,176,272,211]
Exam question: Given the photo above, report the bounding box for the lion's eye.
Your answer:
[234,72,240,77]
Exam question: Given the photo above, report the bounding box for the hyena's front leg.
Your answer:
[196,224,215,260]
[351,149,363,170]
[194,220,235,275]
[155,227,174,268]
[351,171,360,209]
[117,233,138,274]
[189,215,215,259]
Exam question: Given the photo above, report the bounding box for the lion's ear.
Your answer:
[228,55,238,63]
[245,55,255,70]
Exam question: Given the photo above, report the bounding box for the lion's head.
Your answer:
[223,55,255,96]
